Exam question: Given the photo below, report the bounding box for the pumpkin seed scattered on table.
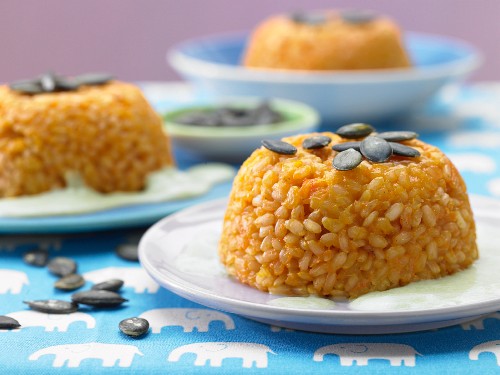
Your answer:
[91,279,124,292]
[24,300,79,314]
[333,148,363,171]
[377,131,418,142]
[302,135,332,149]
[262,139,297,155]
[360,136,393,162]
[331,141,362,152]
[72,290,128,307]
[0,316,21,329]
[336,123,374,139]
[390,142,421,157]
[54,274,85,291]
[23,249,49,267]
[116,244,139,262]
[47,257,77,277]
[119,317,149,337]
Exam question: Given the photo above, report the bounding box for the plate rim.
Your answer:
[139,195,500,327]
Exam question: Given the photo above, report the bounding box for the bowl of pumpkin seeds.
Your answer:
[163,97,320,162]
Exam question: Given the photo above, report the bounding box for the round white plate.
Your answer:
[139,196,500,334]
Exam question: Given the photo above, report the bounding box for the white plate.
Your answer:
[138,196,500,334]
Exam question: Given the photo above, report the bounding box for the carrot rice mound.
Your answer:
[0,81,174,197]
[218,132,477,298]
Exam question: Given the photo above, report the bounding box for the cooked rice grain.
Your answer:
[218,132,477,298]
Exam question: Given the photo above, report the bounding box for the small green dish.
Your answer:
[163,98,320,162]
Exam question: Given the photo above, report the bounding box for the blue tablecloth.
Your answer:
[1,82,500,374]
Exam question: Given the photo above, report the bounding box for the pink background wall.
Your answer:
[0,0,498,83]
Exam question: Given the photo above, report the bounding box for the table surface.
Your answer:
[1,82,500,374]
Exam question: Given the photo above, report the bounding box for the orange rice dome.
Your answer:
[218,132,477,299]
[0,81,174,197]
[243,11,412,70]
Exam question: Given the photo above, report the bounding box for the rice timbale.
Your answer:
[243,10,412,71]
[0,80,174,197]
[219,132,477,299]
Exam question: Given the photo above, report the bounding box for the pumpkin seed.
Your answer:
[9,80,43,94]
[72,290,128,307]
[302,135,332,149]
[390,142,421,157]
[360,136,392,162]
[262,139,297,155]
[23,249,49,267]
[116,244,139,262]
[332,141,361,152]
[74,73,113,86]
[333,148,363,171]
[336,123,374,139]
[119,317,149,337]
[47,257,77,277]
[40,72,57,92]
[54,274,85,291]
[290,12,327,25]
[340,10,377,24]
[91,279,124,292]
[24,299,78,314]
[377,131,418,142]
[0,316,21,329]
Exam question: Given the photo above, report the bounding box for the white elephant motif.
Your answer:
[168,342,275,368]
[4,311,95,332]
[461,312,500,330]
[140,308,235,333]
[469,340,500,366]
[29,342,143,368]
[0,269,29,294]
[83,266,158,293]
[314,343,421,367]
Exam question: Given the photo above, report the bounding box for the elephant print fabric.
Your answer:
[139,308,235,333]
[83,267,159,293]
[168,342,275,368]
[5,311,95,332]
[29,342,143,368]
[314,343,421,367]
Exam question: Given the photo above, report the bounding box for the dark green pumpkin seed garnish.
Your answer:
[54,274,86,291]
[340,10,378,24]
[332,141,361,152]
[377,131,418,142]
[24,300,79,314]
[23,249,49,267]
[360,136,392,162]
[390,142,421,157]
[302,135,332,149]
[333,148,363,171]
[336,123,374,139]
[119,317,150,337]
[0,316,21,329]
[91,279,124,292]
[72,290,128,307]
[47,257,77,277]
[262,139,297,155]
[290,12,327,25]
[9,72,113,95]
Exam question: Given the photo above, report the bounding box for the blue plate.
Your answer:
[169,32,481,125]
[0,180,232,234]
